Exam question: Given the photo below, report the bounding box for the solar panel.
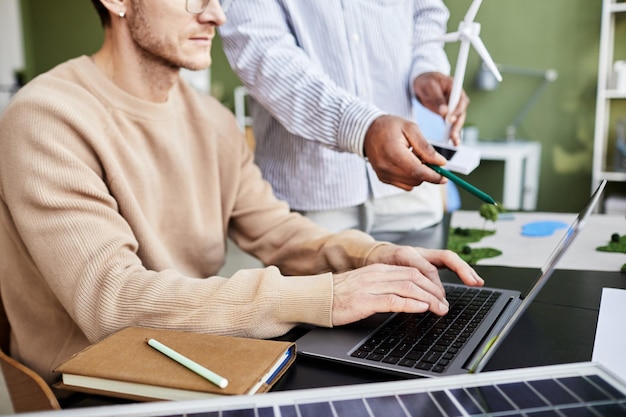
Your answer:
[19,362,626,417]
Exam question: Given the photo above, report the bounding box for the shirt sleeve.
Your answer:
[219,1,384,158]
[219,118,381,276]
[409,0,452,89]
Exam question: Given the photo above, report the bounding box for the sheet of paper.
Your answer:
[592,288,626,383]
[431,143,481,175]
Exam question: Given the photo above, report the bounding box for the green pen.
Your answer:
[426,163,497,205]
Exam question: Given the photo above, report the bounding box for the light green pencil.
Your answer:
[147,338,229,389]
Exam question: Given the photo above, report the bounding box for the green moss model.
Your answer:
[478,203,506,223]
[597,233,626,254]
[448,204,507,265]
[596,233,626,273]
[479,204,499,222]
[448,227,502,264]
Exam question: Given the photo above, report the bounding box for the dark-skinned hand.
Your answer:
[413,71,469,145]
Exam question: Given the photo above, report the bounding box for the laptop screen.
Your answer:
[470,179,607,372]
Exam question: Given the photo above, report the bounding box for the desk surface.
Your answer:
[274,265,626,392]
[451,211,626,272]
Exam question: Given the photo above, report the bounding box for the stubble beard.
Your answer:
[128,0,210,75]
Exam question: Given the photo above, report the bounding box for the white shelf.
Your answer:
[605,90,626,99]
[598,171,626,182]
[610,2,626,12]
[592,0,626,207]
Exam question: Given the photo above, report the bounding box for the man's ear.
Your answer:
[98,0,127,17]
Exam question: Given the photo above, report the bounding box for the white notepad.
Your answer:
[592,287,626,383]
[431,142,481,175]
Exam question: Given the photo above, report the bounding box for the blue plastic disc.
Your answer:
[521,221,569,237]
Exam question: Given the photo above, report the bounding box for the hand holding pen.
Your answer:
[363,115,450,191]
[399,140,496,206]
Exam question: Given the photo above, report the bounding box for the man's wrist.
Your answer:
[337,102,386,158]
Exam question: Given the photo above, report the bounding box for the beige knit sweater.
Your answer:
[0,56,380,385]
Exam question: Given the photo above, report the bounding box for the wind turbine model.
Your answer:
[433,0,502,139]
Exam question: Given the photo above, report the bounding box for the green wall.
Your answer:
[20,0,102,80]
[448,0,610,212]
[18,0,624,212]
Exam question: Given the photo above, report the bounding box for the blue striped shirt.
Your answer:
[220,0,450,211]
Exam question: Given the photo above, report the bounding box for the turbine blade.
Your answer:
[464,0,483,23]
[469,36,502,81]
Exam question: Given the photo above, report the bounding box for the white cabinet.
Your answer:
[592,0,626,207]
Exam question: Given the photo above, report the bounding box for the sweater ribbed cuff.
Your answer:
[279,272,333,328]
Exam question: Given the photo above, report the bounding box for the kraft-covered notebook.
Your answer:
[53,327,296,401]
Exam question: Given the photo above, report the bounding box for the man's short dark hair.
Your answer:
[91,0,111,27]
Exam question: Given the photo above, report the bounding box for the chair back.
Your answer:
[0,294,61,413]
[0,294,9,354]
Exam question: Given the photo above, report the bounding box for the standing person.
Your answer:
[220,0,469,234]
[0,0,482,391]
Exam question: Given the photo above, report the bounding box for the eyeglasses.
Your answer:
[185,0,232,14]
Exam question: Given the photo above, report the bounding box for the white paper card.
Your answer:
[592,287,626,383]
[431,142,481,175]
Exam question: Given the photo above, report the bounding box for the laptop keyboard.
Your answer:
[350,285,502,373]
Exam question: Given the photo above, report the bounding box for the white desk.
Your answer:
[451,211,626,271]
[468,141,541,211]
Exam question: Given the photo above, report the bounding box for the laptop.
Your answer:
[296,180,607,378]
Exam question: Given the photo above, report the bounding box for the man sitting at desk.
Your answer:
[0,0,483,393]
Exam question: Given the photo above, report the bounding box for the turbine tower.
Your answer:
[434,0,502,138]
